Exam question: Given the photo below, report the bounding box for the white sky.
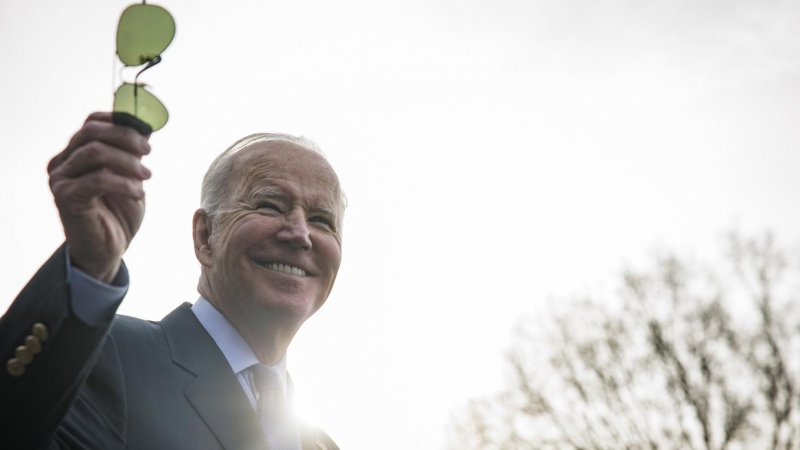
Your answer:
[1,0,799,448]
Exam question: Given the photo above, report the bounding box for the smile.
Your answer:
[260,262,307,276]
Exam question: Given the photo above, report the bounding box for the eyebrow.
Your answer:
[313,205,336,216]
[251,189,284,200]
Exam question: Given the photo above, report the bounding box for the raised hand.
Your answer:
[48,112,152,283]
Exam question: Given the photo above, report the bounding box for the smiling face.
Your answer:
[197,140,343,330]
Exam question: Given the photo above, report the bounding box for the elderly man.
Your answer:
[0,112,342,449]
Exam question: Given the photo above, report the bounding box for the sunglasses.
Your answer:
[111,2,175,135]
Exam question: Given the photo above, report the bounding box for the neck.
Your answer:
[232,312,297,366]
[198,278,299,365]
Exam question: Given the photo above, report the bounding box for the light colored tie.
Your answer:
[250,364,300,450]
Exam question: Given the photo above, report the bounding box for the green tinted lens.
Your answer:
[117,4,175,66]
[113,83,169,132]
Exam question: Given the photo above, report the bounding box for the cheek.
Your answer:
[317,237,342,277]
[215,219,261,264]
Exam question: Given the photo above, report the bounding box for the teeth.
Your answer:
[266,262,306,276]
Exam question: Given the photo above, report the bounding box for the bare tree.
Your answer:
[449,233,800,450]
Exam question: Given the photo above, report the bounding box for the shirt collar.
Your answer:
[191,297,287,387]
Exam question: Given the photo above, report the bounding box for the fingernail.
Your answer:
[142,143,151,154]
[141,166,152,178]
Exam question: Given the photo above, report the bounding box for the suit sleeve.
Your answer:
[0,245,126,449]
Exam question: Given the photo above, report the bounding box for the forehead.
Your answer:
[229,140,340,202]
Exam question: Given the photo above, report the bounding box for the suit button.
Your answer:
[32,323,49,342]
[24,335,42,354]
[15,346,33,365]
[6,358,25,377]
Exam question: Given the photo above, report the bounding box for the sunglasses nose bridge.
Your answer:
[135,55,162,81]
[139,54,161,65]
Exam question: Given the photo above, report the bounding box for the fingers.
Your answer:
[55,140,151,180]
[48,112,152,211]
[84,111,113,124]
[49,113,150,174]
[73,114,151,155]
[51,168,145,210]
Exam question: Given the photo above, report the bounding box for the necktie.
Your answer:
[250,364,300,450]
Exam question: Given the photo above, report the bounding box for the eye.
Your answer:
[257,202,281,213]
[309,216,334,229]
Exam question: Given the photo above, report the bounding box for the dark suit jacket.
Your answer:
[0,246,338,450]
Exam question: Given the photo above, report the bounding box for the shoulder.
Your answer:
[109,313,163,341]
[110,312,160,330]
[105,303,198,367]
[106,311,171,361]
[109,302,195,340]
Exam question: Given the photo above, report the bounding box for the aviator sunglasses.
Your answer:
[112,1,175,135]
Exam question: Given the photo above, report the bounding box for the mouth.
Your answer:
[257,261,308,277]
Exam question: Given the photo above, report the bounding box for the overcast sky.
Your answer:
[2,0,799,448]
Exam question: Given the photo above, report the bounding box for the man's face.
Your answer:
[206,141,342,326]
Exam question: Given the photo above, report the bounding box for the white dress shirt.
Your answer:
[191,296,289,409]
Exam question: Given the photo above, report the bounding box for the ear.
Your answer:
[193,209,213,268]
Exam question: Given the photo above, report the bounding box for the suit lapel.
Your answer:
[161,303,265,449]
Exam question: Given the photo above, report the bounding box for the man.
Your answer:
[0,112,343,449]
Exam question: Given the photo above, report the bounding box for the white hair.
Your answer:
[200,133,346,225]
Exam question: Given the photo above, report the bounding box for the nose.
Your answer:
[276,208,312,250]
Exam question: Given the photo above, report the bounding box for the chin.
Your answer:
[250,293,319,321]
